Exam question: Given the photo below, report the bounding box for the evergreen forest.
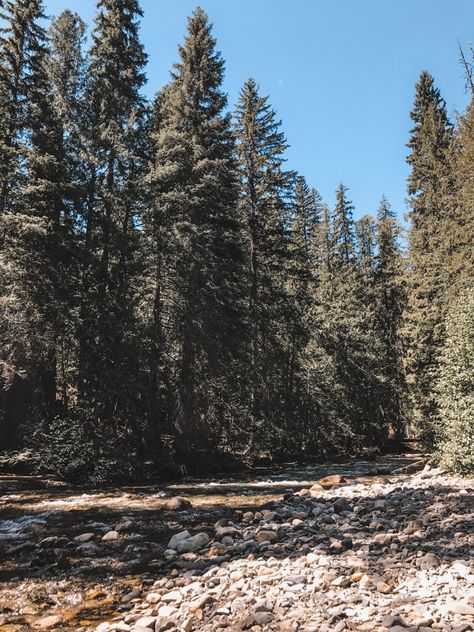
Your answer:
[1,0,473,483]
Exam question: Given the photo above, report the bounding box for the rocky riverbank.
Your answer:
[1,460,472,631]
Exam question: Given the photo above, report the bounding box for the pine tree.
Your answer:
[77,0,148,437]
[41,10,87,409]
[146,8,247,456]
[234,77,294,452]
[375,196,406,439]
[290,177,321,280]
[284,176,319,440]
[0,0,72,445]
[332,183,356,264]
[355,214,376,276]
[0,0,39,215]
[319,187,384,445]
[405,70,454,442]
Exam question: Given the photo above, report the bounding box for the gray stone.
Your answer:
[255,530,278,543]
[381,615,407,628]
[167,530,191,550]
[168,530,191,550]
[332,498,351,514]
[215,525,241,540]
[76,543,101,557]
[74,532,95,543]
[176,532,209,553]
[419,552,441,569]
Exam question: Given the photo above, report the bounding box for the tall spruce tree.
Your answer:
[80,0,147,407]
[234,77,294,452]
[332,183,356,264]
[51,0,150,480]
[146,8,247,457]
[0,0,66,442]
[46,10,87,409]
[375,196,406,439]
[318,187,385,444]
[284,176,319,440]
[405,70,454,442]
[0,0,40,216]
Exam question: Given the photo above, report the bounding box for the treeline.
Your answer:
[0,1,472,481]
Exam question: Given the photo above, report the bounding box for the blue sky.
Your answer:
[43,0,474,220]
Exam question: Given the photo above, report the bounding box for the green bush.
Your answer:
[30,409,141,484]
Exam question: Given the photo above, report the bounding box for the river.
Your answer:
[0,454,419,631]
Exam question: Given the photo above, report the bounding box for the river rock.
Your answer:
[145,592,161,604]
[38,536,69,548]
[215,525,241,540]
[318,474,347,488]
[134,616,156,629]
[167,530,192,549]
[176,532,210,553]
[332,498,351,513]
[164,496,191,511]
[39,460,474,632]
[37,615,63,629]
[161,590,181,603]
[382,615,408,627]
[102,530,120,542]
[255,530,278,543]
[189,593,215,612]
[76,542,102,556]
[419,553,441,570]
[115,519,135,532]
[74,532,95,543]
[442,601,474,615]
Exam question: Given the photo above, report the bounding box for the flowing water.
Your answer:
[0,454,419,631]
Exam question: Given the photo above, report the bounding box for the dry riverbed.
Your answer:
[0,457,472,632]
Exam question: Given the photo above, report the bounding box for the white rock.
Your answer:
[442,600,474,615]
[133,617,156,630]
[157,605,178,618]
[145,593,160,604]
[161,590,181,603]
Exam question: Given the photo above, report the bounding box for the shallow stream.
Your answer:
[0,454,418,631]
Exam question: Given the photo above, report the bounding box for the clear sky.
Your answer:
[43,0,474,220]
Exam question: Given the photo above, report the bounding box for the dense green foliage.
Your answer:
[0,1,472,480]
[435,287,474,474]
